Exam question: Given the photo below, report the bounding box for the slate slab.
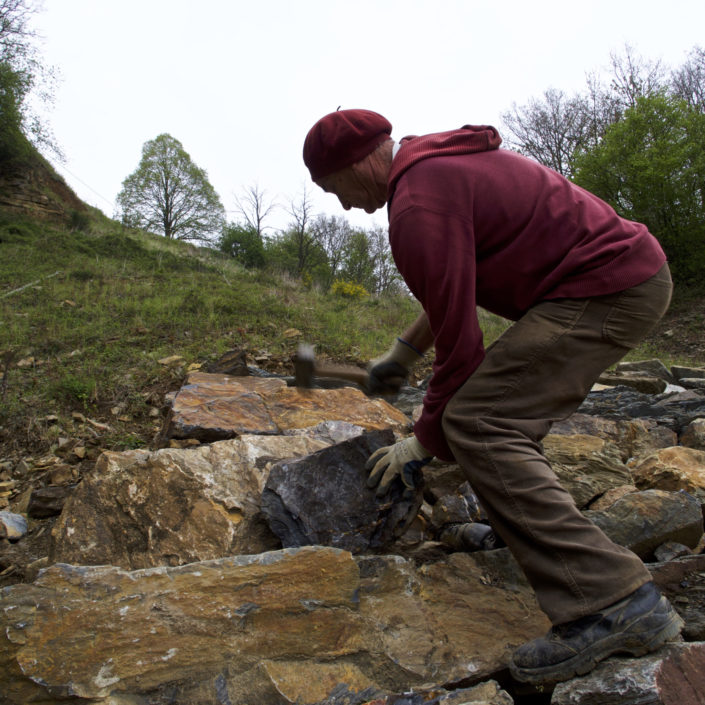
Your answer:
[262,429,424,553]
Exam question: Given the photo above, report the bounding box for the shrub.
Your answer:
[331,280,369,300]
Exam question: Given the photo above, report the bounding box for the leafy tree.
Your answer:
[219,223,265,268]
[501,45,669,177]
[366,224,403,295]
[0,0,58,163]
[264,228,329,282]
[116,134,225,243]
[340,229,375,291]
[311,214,355,289]
[573,94,705,285]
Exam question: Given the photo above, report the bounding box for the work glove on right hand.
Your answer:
[365,435,433,497]
[367,338,423,395]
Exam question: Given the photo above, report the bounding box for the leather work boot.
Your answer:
[509,582,684,684]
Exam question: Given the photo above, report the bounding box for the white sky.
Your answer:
[33,0,705,233]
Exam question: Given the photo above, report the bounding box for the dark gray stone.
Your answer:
[27,485,74,518]
[585,489,704,560]
[262,430,424,553]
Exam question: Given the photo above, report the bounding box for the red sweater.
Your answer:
[387,126,666,461]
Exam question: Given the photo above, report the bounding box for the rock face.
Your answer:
[0,160,88,222]
[3,366,705,703]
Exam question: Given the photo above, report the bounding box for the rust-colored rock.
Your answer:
[630,446,705,502]
[50,433,349,569]
[161,372,410,442]
[542,434,632,508]
[0,547,547,705]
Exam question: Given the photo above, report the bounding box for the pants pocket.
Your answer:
[602,266,673,349]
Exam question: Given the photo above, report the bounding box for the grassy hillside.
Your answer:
[1,210,703,469]
[0,211,436,463]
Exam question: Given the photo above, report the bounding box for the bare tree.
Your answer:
[286,184,318,275]
[672,46,705,112]
[607,44,666,109]
[0,0,37,63]
[232,183,278,240]
[501,88,590,177]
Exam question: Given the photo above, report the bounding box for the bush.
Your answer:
[331,280,368,300]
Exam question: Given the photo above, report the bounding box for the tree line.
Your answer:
[501,45,705,286]
[2,2,703,291]
[114,134,403,297]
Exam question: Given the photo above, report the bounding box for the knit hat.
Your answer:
[303,109,392,181]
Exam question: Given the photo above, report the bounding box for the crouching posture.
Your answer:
[303,109,683,684]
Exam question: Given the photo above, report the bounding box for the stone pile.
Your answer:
[1,361,705,704]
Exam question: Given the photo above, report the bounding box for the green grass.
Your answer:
[0,212,426,455]
[1,209,701,460]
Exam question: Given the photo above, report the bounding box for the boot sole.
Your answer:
[509,599,685,685]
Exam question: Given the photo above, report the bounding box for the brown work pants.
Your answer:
[441,264,673,625]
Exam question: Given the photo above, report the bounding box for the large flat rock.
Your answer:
[161,373,410,442]
[0,546,548,705]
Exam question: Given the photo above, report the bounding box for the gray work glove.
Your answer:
[367,338,423,395]
[365,435,433,497]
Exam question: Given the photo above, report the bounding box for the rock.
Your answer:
[0,511,27,540]
[650,554,705,642]
[27,484,74,518]
[616,358,676,383]
[430,480,484,529]
[552,413,677,461]
[577,386,705,436]
[598,371,668,394]
[0,546,548,705]
[262,430,424,553]
[672,365,705,382]
[681,377,705,390]
[313,680,513,704]
[423,463,467,503]
[630,446,705,503]
[50,433,357,569]
[551,642,705,705]
[654,541,692,562]
[585,489,704,560]
[204,348,249,375]
[161,372,410,443]
[681,418,705,450]
[588,484,638,510]
[542,434,632,508]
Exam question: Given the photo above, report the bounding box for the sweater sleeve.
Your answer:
[389,204,486,461]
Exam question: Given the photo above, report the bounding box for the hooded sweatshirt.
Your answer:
[387,125,666,461]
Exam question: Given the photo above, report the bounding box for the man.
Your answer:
[302,109,683,685]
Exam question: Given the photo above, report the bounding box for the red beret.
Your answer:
[303,109,392,181]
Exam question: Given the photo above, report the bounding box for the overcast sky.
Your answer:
[33,0,705,233]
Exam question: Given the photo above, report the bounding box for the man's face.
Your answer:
[316,165,386,214]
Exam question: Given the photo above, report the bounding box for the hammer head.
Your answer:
[293,343,316,389]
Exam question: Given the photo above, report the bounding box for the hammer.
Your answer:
[293,344,369,391]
